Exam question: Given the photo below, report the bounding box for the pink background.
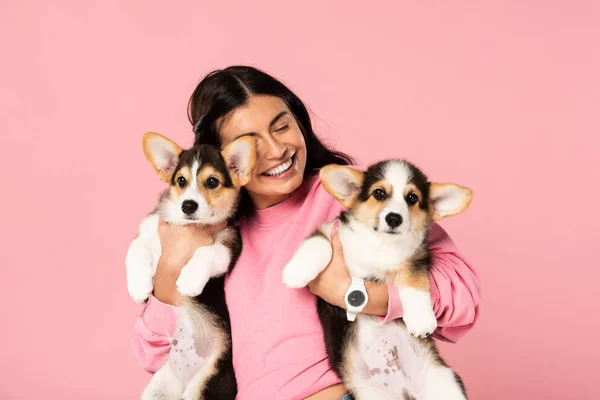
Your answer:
[1,1,598,399]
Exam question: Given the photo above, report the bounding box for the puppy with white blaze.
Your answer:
[125,132,256,400]
[283,160,473,400]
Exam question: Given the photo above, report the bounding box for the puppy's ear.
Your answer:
[320,165,364,208]
[142,132,183,183]
[429,183,473,221]
[221,136,257,187]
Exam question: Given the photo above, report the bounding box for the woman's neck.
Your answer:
[251,193,292,210]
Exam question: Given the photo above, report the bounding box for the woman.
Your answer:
[131,66,481,400]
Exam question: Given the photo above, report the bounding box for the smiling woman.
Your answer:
[217,96,307,210]
[130,65,481,400]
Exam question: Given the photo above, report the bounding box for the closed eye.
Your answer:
[274,123,289,133]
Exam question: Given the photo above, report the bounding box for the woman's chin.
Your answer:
[248,175,302,206]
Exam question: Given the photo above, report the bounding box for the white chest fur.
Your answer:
[350,315,432,399]
[338,222,419,279]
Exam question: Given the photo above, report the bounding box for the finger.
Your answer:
[157,217,169,234]
[330,220,344,254]
[204,221,228,234]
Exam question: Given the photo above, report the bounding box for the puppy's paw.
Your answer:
[127,274,154,303]
[176,263,210,297]
[282,258,315,288]
[283,237,332,289]
[403,305,437,338]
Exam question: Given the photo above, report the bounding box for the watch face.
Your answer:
[347,290,366,307]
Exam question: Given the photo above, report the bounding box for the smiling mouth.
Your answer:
[262,154,294,177]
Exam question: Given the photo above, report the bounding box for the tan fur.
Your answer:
[220,136,257,187]
[352,200,384,228]
[311,161,472,399]
[382,248,430,292]
[371,180,393,196]
[339,323,360,390]
[320,165,365,208]
[409,208,431,240]
[197,166,238,211]
[167,166,192,199]
[142,132,183,182]
[403,183,422,204]
[397,268,431,292]
[352,179,396,228]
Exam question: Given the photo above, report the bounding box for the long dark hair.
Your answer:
[187,65,354,216]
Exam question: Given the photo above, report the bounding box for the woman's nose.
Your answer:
[261,134,286,160]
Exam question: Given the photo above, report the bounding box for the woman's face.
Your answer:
[219,95,307,209]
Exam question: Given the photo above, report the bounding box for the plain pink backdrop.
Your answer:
[1,1,598,399]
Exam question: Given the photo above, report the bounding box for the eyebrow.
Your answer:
[234,111,289,140]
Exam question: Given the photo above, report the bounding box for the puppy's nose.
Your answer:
[385,213,403,228]
[181,200,198,215]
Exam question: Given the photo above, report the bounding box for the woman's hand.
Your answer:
[307,221,390,316]
[153,218,227,305]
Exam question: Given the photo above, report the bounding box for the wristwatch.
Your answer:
[344,277,368,321]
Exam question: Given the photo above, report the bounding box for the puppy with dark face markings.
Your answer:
[126,132,256,400]
[283,159,473,400]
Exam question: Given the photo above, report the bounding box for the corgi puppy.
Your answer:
[126,132,256,400]
[283,160,473,400]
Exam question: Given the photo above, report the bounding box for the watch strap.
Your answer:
[351,277,365,287]
[346,310,358,322]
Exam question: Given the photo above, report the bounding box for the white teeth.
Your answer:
[264,157,293,176]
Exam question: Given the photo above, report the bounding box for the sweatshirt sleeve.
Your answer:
[382,223,482,343]
[131,294,178,373]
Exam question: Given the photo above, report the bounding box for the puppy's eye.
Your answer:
[206,177,220,189]
[372,189,387,201]
[177,176,187,188]
[406,193,418,205]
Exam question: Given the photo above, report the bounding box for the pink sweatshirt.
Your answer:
[131,173,481,399]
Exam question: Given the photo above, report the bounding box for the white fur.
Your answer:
[283,160,466,399]
[176,228,234,297]
[131,138,256,400]
[399,287,438,338]
[125,214,161,303]
[349,314,466,400]
[384,161,412,190]
[282,230,333,288]
[375,162,412,234]
[127,219,236,399]
[141,360,183,400]
[142,300,230,400]
[378,199,410,234]
[350,316,415,400]
[423,365,467,400]
[157,157,239,226]
[341,219,422,277]
[125,212,234,300]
